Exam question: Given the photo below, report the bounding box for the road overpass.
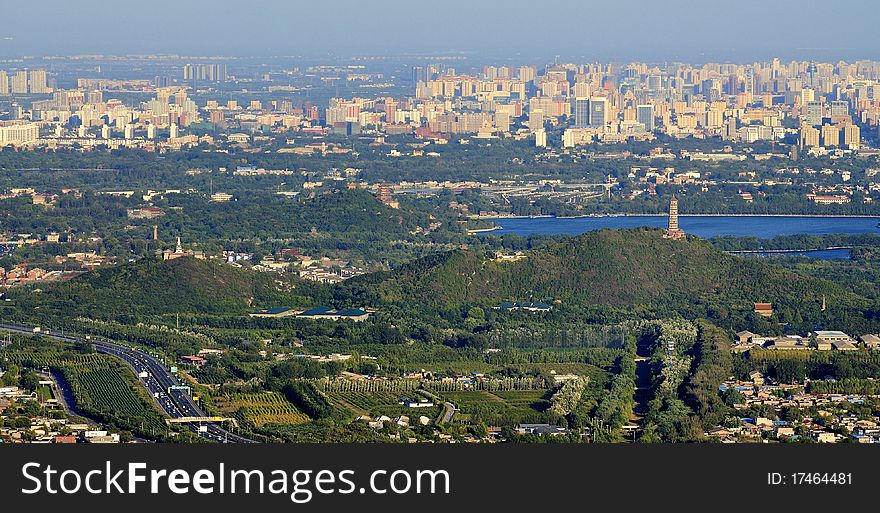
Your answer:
[0,322,255,443]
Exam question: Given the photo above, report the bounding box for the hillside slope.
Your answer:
[341,228,865,320]
[16,257,321,319]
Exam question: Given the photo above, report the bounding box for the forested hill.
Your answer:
[340,228,870,327]
[155,187,434,243]
[13,257,321,319]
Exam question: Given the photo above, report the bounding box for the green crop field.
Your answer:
[67,364,167,434]
[215,392,310,427]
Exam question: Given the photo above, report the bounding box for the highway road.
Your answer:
[0,322,254,443]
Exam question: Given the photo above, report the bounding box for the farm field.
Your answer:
[66,363,167,434]
[324,390,440,419]
[214,392,310,427]
[438,389,552,426]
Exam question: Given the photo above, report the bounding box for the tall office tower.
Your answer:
[169,123,179,139]
[0,71,7,96]
[29,70,49,94]
[528,108,544,132]
[647,74,662,91]
[804,101,824,126]
[11,71,28,94]
[574,97,590,127]
[588,97,608,128]
[637,104,655,131]
[829,100,849,121]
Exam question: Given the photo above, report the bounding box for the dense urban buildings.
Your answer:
[0,58,876,157]
[3,52,880,449]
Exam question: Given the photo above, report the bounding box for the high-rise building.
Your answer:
[412,66,428,84]
[11,71,28,94]
[829,100,849,122]
[589,97,608,128]
[637,104,655,131]
[169,123,179,139]
[744,68,755,95]
[722,117,738,140]
[574,97,589,128]
[183,63,228,82]
[804,101,824,126]
[820,124,839,147]
[535,128,547,148]
[842,123,860,150]
[799,125,820,148]
[0,71,8,96]
[726,74,738,95]
[29,70,49,94]
[529,109,544,132]
[572,81,591,98]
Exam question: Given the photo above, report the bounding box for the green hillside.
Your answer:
[341,228,868,327]
[13,256,319,319]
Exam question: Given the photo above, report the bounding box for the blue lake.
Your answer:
[486,215,880,238]
[484,215,880,260]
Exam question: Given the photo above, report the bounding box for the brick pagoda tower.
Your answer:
[664,196,686,239]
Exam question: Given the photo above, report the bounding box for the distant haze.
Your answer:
[2,0,878,62]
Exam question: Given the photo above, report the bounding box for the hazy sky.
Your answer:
[2,0,878,62]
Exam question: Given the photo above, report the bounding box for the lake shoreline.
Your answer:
[475,213,880,219]
[473,216,880,256]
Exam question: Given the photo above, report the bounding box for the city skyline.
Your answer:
[2,0,880,62]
